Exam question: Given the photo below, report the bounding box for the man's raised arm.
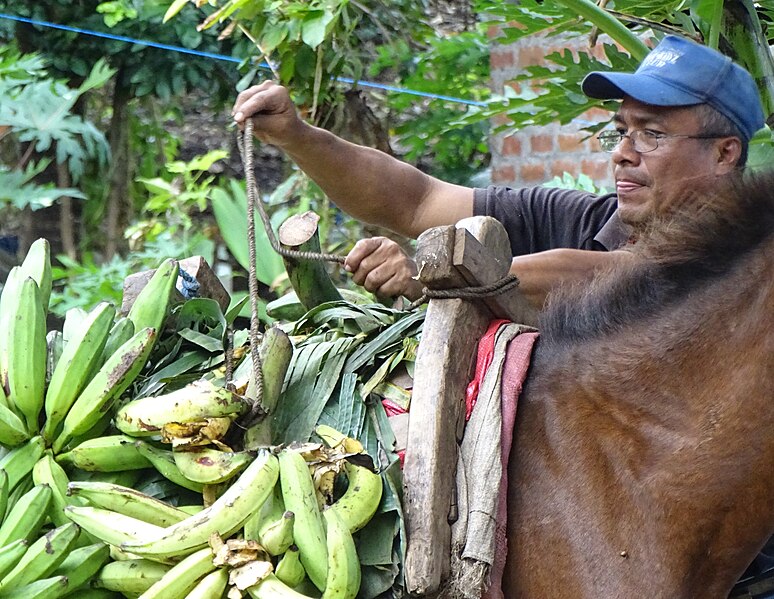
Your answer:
[232,81,474,239]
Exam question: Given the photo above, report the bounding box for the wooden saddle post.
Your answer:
[402,216,537,597]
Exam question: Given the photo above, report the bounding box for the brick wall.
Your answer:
[489,34,615,190]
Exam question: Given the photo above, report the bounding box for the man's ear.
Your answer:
[715,137,743,173]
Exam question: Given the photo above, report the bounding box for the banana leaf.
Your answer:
[344,310,425,374]
[273,336,361,443]
[316,373,366,441]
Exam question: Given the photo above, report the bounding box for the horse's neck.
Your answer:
[506,244,774,599]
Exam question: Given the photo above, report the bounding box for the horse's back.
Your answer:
[504,171,774,598]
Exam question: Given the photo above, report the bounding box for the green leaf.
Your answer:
[177,328,224,353]
[344,310,425,373]
[210,183,286,287]
[274,336,361,443]
[301,10,335,49]
[354,511,399,566]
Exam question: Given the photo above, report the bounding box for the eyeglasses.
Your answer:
[597,130,726,153]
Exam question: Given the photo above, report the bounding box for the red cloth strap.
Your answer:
[464,319,511,421]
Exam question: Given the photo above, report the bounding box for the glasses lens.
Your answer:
[631,130,658,153]
[598,131,620,152]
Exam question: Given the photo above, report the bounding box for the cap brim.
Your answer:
[581,72,703,106]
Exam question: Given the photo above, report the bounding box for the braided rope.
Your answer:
[237,121,346,265]
[407,273,521,310]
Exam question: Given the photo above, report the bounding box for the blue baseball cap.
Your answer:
[582,35,765,142]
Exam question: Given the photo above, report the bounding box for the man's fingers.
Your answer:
[344,237,422,300]
[232,81,280,123]
[344,238,384,273]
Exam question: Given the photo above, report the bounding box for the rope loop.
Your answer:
[407,273,520,310]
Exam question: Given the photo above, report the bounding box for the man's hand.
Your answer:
[231,81,304,148]
[344,238,424,301]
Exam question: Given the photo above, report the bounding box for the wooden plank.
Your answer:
[404,216,528,596]
[403,298,488,596]
[453,226,539,327]
[414,225,469,289]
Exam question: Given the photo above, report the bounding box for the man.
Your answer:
[232,35,764,311]
[233,35,772,588]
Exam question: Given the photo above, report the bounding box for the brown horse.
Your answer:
[503,172,774,598]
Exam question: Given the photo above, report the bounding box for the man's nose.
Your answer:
[611,135,640,165]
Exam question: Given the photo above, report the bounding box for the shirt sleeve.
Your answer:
[472,186,618,255]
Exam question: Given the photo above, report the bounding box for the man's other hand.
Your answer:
[344,238,424,301]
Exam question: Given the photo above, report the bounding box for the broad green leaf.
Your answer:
[301,10,335,49]
[354,512,399,566]
[274,336,360,443]
[344,310,425,373]
[177,328,224,353]
[210,184,285,286]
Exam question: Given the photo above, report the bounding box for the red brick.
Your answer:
[520,163,546,182]
[502,136,522,156]
[504,81,522,94]
[581,159,611,181]
[558,134,583,153]
[518,45,547,68]
[530,134,553,153]
[486,24,502,40]
[584,107,613,121]
[492,114,510,127]
[550,160,580,178]
[491,49,514,70]
[492,165,516,184]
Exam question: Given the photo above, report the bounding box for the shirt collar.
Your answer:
[594,211,633,250]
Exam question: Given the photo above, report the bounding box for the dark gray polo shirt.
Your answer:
[473,186,629,255]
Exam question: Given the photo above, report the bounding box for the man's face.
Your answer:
[611,97,739,228]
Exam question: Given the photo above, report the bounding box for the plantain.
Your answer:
[258,510,295,556]
[114,379,247,438]
[56,434,151,472]
[126,258,179,338]
[5,277,47,434]
[135,546,216,599]
[247,573,315,599]
[0,484,52,546]
[133,441,204,493]
[42,302,115,443]
[67,480,188,527]
[243,326,294,449]
[94,559,172,595]
[63,505,165,547]
[0,522,80,592]
[0,435,45,491]
[172,446,252,484]
[320,508,361,599]
[121,451,279,559]
[278,449,328,591]
[0,575,68,599]
[274,545,305,588]
[0,267,22,390]
[0,401,30,447]
[18,238,51,313]
[31,452,72,526]
[328,461,383,534]
[50,542,111,592]
[52,327,156,453]
[99,316,135,365]
[185,566,228,599]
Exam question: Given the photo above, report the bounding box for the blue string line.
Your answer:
[0,12,489,107]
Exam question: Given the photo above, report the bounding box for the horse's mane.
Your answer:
[540,170,774,345]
